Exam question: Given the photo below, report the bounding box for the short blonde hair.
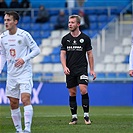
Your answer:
[69,15,81,24]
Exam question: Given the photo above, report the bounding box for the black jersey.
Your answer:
[61,32,92,74]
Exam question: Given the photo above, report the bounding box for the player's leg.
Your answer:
[66,75,78,125]
[20,79,33,133]
[68,87,78,124]
[8,97,23,132]
[78,72,91,125]
[79,84,91,125]
[6,79,23,132]
[21,93,33,133]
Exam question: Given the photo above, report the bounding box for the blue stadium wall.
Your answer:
[5,0,131,8]
[0,81,132,106]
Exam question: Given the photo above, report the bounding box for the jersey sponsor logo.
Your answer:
[67,46,83,51]
[10,49,16,57]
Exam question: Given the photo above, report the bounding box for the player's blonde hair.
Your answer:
[69,15,81,24]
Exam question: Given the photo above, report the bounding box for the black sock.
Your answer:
[82,93,89,113]
[69,96,77,115]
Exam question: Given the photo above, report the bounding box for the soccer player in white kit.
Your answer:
[129,31,133,77]
[0,11,40,133]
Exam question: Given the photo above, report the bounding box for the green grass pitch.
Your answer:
[0,106,132,133]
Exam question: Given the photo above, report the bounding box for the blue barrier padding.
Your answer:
[0,81,132,106]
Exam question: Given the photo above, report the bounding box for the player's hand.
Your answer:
[129,70,133,77]
[15,58,25,67]
[90,71,96,80]
[64,67,70,75]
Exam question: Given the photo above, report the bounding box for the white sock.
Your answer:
[24,105,33,132]
[11,107,22,132]
[84,112,89,117]
[72,114,77,118]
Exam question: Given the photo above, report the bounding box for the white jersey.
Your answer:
[129,31,133,70]
[0,28,40,79]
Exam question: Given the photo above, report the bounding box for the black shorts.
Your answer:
[66,70,88,88]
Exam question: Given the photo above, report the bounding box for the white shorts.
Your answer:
[6,78,33,99]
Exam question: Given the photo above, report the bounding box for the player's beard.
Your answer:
[69,26,77,32]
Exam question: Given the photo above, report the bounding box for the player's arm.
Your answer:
[15,32,40,67]
[60,50,70,75]
[22,32,40,62]
[129,45,133,77]
[87,50,96,80]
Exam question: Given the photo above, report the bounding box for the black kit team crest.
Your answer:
[80,39,84,43]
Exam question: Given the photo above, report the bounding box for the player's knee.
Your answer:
[21,94,31,106]
[79,85,88,95]
[9,98,19,109]
[69,90,76,96]
[80,89,87,95]
[21,97,31,106]
[71,92,76,96]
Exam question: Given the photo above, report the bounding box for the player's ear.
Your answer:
[15,20,18,25]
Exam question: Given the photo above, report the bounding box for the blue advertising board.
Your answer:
[0,81,132,106]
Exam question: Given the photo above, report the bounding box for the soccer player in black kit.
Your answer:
[60,15,96,125]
